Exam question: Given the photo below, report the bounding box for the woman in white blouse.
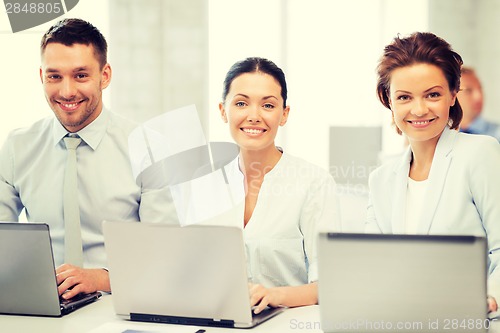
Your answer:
[218,57,340,313]
[366,32,500,313]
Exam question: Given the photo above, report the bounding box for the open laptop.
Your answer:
[318,233,488,333]
[0,222,101,317]
[103,221,284,328]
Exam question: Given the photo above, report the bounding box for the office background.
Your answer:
[1,0,499,182]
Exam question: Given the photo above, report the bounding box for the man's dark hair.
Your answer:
[41,18,108,69]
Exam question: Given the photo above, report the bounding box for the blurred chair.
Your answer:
[329,126,381,232]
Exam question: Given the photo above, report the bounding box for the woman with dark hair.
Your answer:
[367,32,500,312]
[219,57,340,313]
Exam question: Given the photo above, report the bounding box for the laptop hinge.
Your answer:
[130,313,235,328]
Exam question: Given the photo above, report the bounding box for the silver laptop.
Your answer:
[318,233,488,333]
[0,222,101,316]
[103,221,284,328]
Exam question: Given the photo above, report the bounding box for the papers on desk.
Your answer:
[87,321,203,333]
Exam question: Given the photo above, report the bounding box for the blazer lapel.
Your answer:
[391,146,412,234]
[417,127,456,234]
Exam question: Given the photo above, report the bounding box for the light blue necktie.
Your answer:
[63,136,83,267]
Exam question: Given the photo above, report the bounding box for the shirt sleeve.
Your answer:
[0,134,23,221]
[138,186,180,224]
[469,137,500,301]
[300,175,340,283]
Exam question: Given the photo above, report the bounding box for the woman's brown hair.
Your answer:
[376,32,463,134]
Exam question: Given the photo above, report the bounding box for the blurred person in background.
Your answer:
[458,66,500,141]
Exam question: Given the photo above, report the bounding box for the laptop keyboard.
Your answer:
[59,292,92,305]
[251,306,282,318]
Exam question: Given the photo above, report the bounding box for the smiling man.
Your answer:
[0,18,176,300]
[41,41,110,133]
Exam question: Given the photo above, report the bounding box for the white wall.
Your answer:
[208,0,429,171]
[284,0,383,170]
[109,0,208,129]
[208,0,284,145]
[2,0,499,172]
[428,0,500,123]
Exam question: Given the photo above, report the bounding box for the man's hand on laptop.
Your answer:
[56,264,111,299]
[249,283,284,314]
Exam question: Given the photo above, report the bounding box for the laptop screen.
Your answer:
[104,222,253,324]
[318,233,487,333]
[0,222,101,316]
[0,222,62,316]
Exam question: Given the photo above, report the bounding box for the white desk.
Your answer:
[2,294,115,333]
[2,294,500,333]
[1,294,321,333]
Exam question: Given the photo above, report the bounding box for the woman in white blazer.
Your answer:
[366,32,500,313]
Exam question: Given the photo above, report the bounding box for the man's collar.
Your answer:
[52,108,110,150]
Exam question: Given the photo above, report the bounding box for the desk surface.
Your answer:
[2,294,500,333]
[1,294,322,333]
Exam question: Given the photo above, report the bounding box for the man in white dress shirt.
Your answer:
[0,18,175,299]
